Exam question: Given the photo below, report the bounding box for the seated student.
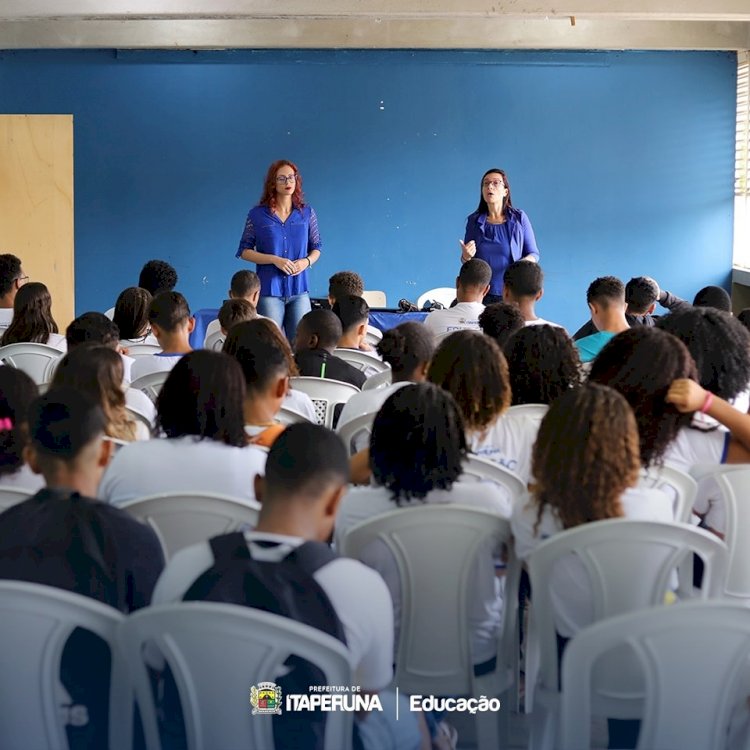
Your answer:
[738,307,750,333]
[328,270,364,307]
[130,291,194,382]
[207,298,256,351]
[113,286,160,347]
[478,302,526,348]
[153,423,421,750]
[104,259,178,319]
[502,261,563,328]
[0,387,164,750]
[0,367,44,493]
[65,312,155,424]
[203,269,264,344]
[424,258,491,339]
[0,253,27,333]
[294,309,366,389]
[693,284,732,312]
[51,345,149,442]
[1,281,67,352]
[504,325,581,406]
[574,276,629,363]
[99,350,267,507]
[332,295,381,378]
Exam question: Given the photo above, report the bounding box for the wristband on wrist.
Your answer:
[700,391,714,414]
[306,257,312,268]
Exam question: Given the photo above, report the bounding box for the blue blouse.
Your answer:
[463,208,540,296]
[236,204,322,297]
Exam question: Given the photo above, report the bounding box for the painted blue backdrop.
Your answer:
[0,49,737,332]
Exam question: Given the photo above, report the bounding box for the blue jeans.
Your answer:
[258,293,311,343]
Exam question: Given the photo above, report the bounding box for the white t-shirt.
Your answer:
[424,302,484,339]
[337,382,410,453]
[468,411,543,484]
[152,530,395,690]
[283,389,317,422]
[334,479,512,664]
[45,333,68,353]
[524,318,565,330]
[98,435,267,507]
[0,463,46,493]
[0,308,13,332]
[130,352,185,382]
[512,486,675,638]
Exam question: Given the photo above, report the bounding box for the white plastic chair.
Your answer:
[365,324,383,347]
[638,463,697,524]
[0,484,34,512]
[119,492,260,560]
[0,580,130,750]
[340,506,518,750]
[336,411,377,456]
[203,330,225,351]
[333,348,389,374]
[125,404,153,432]
[525,519,728,750]
[462,454,527,504]
[416,287,456,310]
[362,367,392,391]
[0,342,62,385]
[118,602,353,750]
[122,343,162,358]
[361,290,386,308]
[288,377,360,428]
[130,370,170,403]
[507,403,549,420]
[275,406,313,425]
[559,601,750,750]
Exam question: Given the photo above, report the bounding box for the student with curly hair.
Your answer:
[478,302,526,348]
[504,325,581,406]
[1,282,66,351]
[428,330,539,481]
[328,270,364,305]
[113,287,159,347]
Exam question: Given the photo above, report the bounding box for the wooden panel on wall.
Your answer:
[0,114,74,327]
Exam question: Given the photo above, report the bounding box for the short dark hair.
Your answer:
[264,423,349,501]
[148,291,191,332]
[230,270,260,298]
[156,351,247,446]
[138,260,178,297]
[28,387,106,461]
[503,261,543,297]
[458,258,492,289]
[218,298,256,333]
[296,309,342,350]
[66,312,120,350]
[0,254,22,297]
[332,295,369,334]
[587,276,625,307]
[0,367,38,477]
[328,271,364,302]
[737,308,750,333]
[370,383,467,504]
[376,322,435,376]
[693,285,732,312]
[113,287,152,340]
[223,319,289,392]
[478,303,526,348]
[625,277,660,314]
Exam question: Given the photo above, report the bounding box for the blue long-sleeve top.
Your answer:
[236,204,322,297]
[463,207,540,296]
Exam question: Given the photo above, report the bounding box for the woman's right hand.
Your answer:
[666,379,707,413]
[460,239,476,262]
[274,256,296,275]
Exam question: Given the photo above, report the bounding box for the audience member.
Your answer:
[478,302,526,348]
[138,259,178,297]
[1,282,66,351]
[206,298,257,351]
[332,294,381,374]
[0,253,27,332]
[574,276,629,363]
[328,270,364,306]
[113,286,159,347]
[99,351,266,506]
[693,285,732,312]
[502,261,563,328]
[737,307,750,333]
[203,269,263,345]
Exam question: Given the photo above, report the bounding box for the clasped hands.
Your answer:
[275,257,307,276]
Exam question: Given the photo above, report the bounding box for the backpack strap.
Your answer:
[284,541,339,576]
[208,531,251,562]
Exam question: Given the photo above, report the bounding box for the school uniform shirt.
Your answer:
[45,333,68,353]
[0,463,46,493]
[153,531,395,691]
[295,349,366,390]
[130,352,185,382]
[334,479,512,665]
[574,331,617,364]
[511,486,675,638]
[424,301,484,339]
[98,435,267,507]
[0,308,13,332]
[283,389,317,422]
[524,318,565,330]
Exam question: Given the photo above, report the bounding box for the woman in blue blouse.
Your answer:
[460,168,540,303]
[236,160,321,340]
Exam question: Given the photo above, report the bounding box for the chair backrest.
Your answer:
[361,290,386,308]
[118,602,353,750]
[130,370,170,403]
[527,519,728,695]
[204,330,225,351]
[119,492,260,561]
[461,455,526,504]
[340,505,515,697]
[638,464,697,523]
[364,324,383,345]
[333,348,389,374]
[0,342,62,385]
[506,403,549,420]
[0,581,129,750]
[362,367,392,391]
[288,377,360,428]
[125,405,153,432]
[0,484,34,512]
[336,411,377,456]
[122,343,162,358]
[416,287,456,310]
[559,602,750,750]
[275,407,313,425]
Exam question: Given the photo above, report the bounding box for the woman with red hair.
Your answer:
[236,160,322,340]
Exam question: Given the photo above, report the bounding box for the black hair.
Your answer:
[458,258,492,290]
[332,295,369,334]
[223,319,289,392]
[113,287,153,340]
[586,276,625,306]
[66,312,120,350]
[230,270,261,298]
[148,291,191,333]
[478,303,526,348]
[370,383,467,504]
[0,254,23,297]
[692,285,732,312]
[625,277,660,314]
[156,351,247,446]
[263,423,349,501]
[503,261,543,297]
[376,322,435,378]
[0,367,38,477]
[328,271,364,302]
[656,307,750,401]
[737,308,750,333]
[296,309,342,350]
[218,298,256,333]
[2,282,59,346]
[138,260,178,297]
[504,325,582,405]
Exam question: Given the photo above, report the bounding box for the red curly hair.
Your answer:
[259,160,306,212]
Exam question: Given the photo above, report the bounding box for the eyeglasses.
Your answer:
[276,174,297,184]
[15,275,29,284]
[482,180,505,189]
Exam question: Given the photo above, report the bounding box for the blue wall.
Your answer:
[0,49,737,332]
